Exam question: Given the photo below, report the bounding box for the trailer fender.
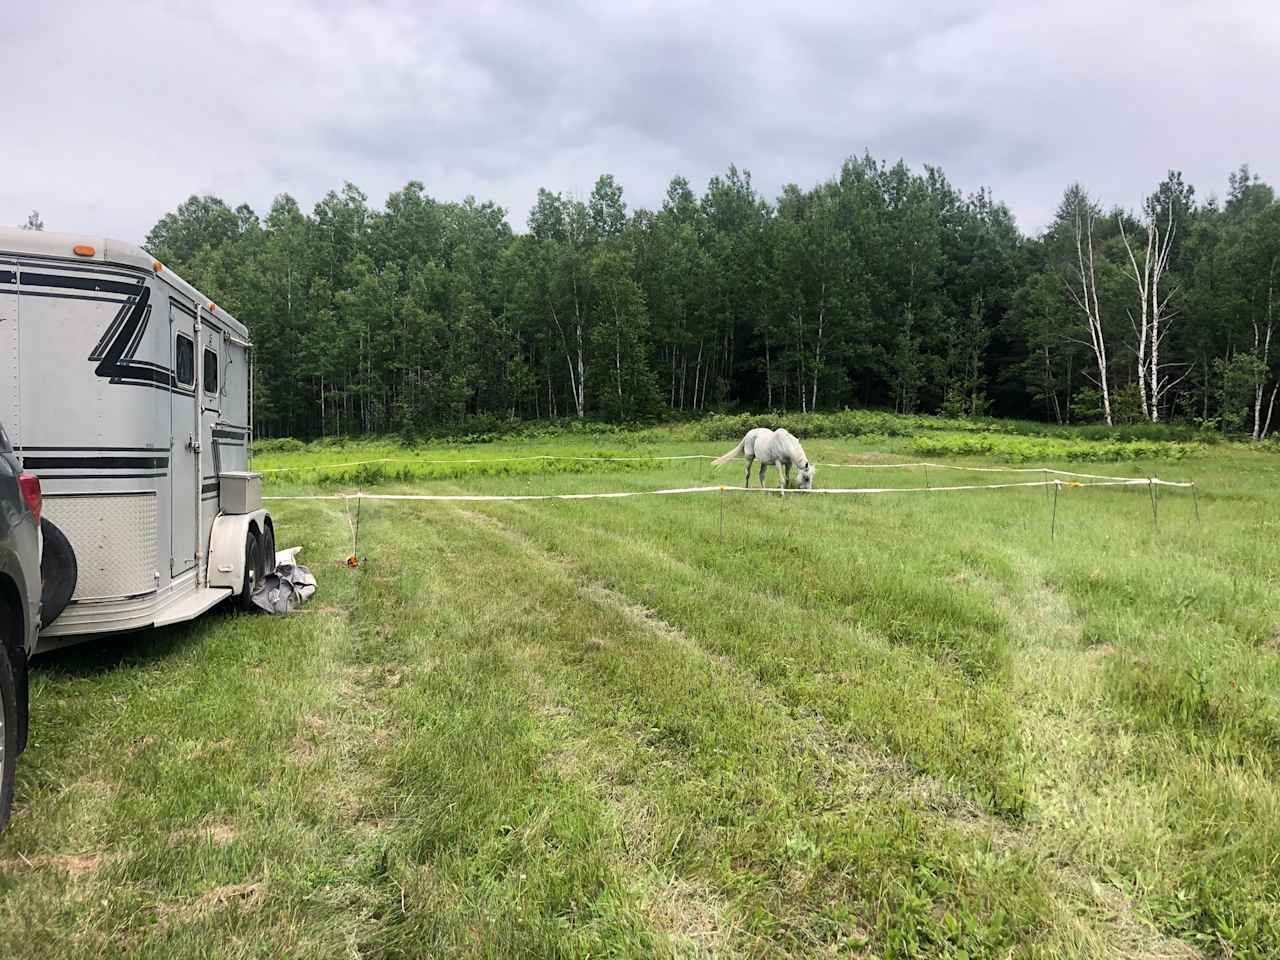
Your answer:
[206,510,271,591]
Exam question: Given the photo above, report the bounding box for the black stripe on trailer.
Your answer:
[201,480,220,495]
[22,456,169,470]
[0,255,150,281]
[20,272,146,296]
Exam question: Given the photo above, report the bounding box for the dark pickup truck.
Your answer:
[0,419,40,832]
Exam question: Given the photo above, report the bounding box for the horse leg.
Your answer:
[744,455,753,489]
[758,461,768,490]
[778,465,787,498]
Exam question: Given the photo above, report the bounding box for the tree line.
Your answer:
[141,157,1280,439]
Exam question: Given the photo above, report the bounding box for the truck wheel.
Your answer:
[0,607,18,834]
[237,531,261,612]
[260,523,276,578]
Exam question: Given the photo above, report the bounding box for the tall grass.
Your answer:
[4,421,1278,957]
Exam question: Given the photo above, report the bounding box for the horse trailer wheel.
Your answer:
[260,524,276,579]
[238,531,261,612]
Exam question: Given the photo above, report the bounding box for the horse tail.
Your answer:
[711,438,746,467]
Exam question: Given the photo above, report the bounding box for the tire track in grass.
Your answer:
[446,503,1164,958]
[466,498,1240,959]
[966,553,1277,958]
[330,503,667,958]
[483,495,1028,817]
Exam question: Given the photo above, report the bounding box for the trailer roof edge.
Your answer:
[0,226,250,341]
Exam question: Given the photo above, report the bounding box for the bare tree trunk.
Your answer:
[1068,201,1113,425]
[765,339,772,409]
[574,317,586,419]
[614,304,624,407]
[812,284,825,412]
[669,346,677,410]
[1254,270,1275,440]
[1120,218,1152,419]
[696,340,706,412]
[1065,353,1073,424]
[1202,354,1209,423]
[680,352,688,411]
[1120,204,1178,422]
[794,307,806,413]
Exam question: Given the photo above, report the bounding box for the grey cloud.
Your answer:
[4,0,1278,243]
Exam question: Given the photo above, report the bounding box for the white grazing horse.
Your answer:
[711,427,815,493]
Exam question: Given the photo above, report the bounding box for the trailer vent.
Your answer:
[42,493,159,601]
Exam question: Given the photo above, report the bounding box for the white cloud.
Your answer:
[4,0,1277,242]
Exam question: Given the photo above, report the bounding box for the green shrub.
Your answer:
[252,437,305,453]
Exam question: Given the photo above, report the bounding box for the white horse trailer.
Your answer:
[0,227,276,652]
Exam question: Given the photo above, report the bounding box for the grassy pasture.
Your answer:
[2,421,1278,958]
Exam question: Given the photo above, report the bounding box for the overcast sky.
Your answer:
[5,1,1277,244]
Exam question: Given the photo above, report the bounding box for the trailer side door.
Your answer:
[170,302,198,577]
[200,325,222,521]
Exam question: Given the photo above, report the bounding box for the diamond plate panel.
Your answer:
[44,494,158,600]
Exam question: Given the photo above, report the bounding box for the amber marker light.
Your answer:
[72,244,96,257]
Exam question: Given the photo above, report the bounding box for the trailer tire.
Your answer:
[260,523,276,578]
[237,531,261,612]
[0,615,18,835]
[39,518,78,627]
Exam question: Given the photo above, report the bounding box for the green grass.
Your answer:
[3,417,1278,957]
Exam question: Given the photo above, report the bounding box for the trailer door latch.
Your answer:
[186,434,201,452]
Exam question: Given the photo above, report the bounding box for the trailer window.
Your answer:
[175,333,195,387]
[203,348,219,395]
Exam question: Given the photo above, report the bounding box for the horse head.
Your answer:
[797,461,815,489]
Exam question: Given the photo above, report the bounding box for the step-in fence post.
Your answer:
[1050,480,1059,541]
[719,486,725,544]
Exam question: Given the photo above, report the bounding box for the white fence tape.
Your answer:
[264,476,1192,505]
[814,461,1139,482]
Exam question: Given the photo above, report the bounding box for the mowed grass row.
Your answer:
[0,432,1277,957]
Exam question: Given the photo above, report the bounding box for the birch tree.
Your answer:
[1060,186,1113,425]
[1245,245,1277,440]
[1118,204,1178,420]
